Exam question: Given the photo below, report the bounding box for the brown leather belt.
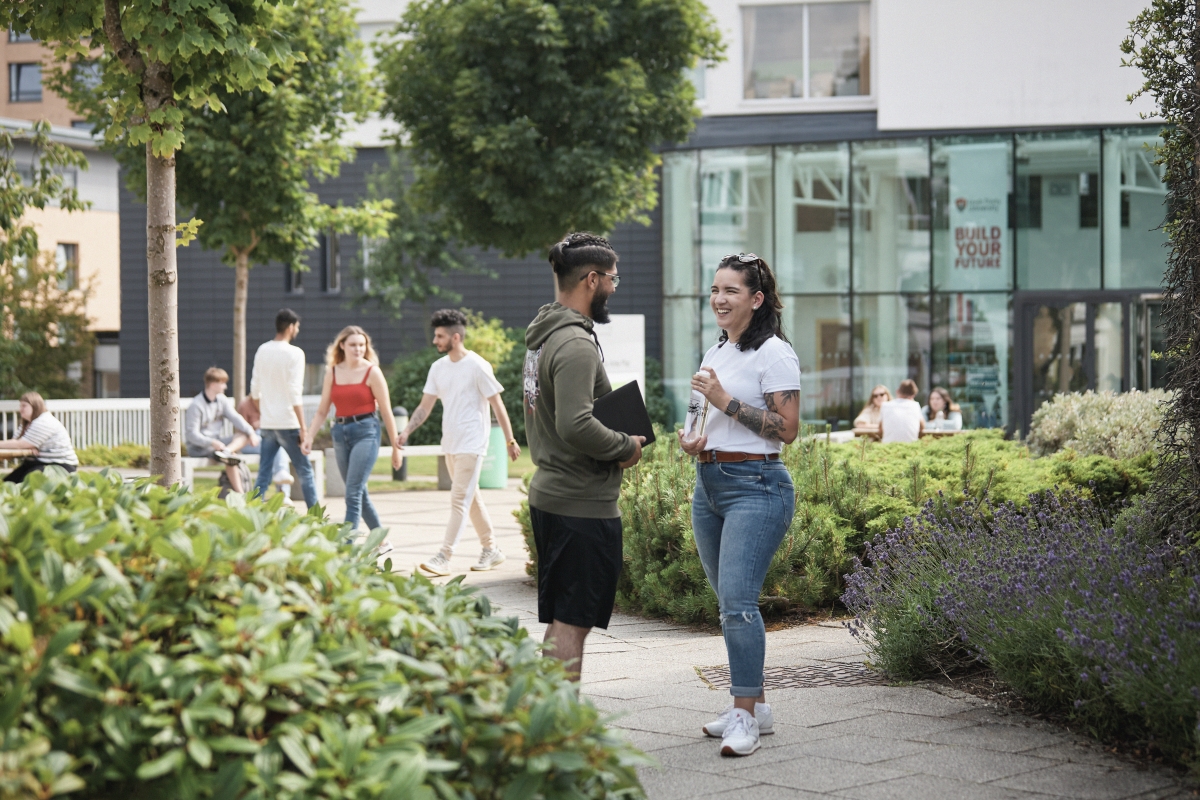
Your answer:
[696,451,780,464]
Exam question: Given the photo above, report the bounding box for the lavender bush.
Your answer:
[844,492,1200,762]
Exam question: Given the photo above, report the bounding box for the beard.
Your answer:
[434,340,450,354]
[590,290,612,324]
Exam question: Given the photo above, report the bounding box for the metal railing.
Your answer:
[0,396,325,450]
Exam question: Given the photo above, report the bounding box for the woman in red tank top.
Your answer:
[304,326,403,535]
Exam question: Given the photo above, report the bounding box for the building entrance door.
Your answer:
[1013,291,1162,437]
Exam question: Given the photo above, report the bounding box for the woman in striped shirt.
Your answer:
[1,391,79,482]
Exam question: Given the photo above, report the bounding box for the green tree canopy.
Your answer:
[2,0,298,483]
[56,0,393,400]
[377,0,723,255]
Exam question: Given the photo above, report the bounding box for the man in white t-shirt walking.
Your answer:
[880,378,925,444]
[249,308,319,506]
[400,309,521,576]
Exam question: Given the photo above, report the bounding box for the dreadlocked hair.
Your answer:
[548,232,617,284]
[716,254,788,351]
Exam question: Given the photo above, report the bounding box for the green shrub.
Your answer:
[1027,389,1170,459]
[844,492,1200,766]
[518,430,1153,627]
[1,469,647,799]
[74,442,151,469]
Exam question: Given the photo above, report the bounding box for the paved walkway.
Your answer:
[319,482,1187,798]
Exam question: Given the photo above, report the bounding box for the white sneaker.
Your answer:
[720,708,760,757]
[703,703,774,737]
[273,472,294,485]
[375,539,395,558]
[419,551,451,577]
[470,548,506,571]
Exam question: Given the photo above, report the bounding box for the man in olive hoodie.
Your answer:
[523,232,645,680]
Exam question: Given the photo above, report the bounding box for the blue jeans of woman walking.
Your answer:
[331,416,381,530]
[692,459,795,698]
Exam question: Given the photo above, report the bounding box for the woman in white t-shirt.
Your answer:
[677,253,801,758]
[1,391,79,483]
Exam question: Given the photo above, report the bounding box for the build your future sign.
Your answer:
[944,142,1011,291]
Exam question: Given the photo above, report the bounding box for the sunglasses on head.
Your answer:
[724,253,760,264]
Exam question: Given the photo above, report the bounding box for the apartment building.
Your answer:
[3,30,121,396]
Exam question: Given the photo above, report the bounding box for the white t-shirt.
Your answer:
[23,413,78,465]
[687,337,801,455]
[881,398,923,443]
[423,351,504,455]
[249,339,306,429]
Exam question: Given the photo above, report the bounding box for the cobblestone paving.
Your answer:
[323,481,1195,800]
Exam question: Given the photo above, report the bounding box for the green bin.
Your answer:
[478,424,508,489]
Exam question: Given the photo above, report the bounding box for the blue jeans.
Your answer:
[331,417,381,530]
[254,429,318,508]
[692,460,795,698]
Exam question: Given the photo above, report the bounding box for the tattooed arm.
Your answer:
[734,389,801,444]
[398,393,438,446]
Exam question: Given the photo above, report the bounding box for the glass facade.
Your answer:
[661,127,1168,430]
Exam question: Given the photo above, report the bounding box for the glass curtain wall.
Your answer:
[661,127,1167,429]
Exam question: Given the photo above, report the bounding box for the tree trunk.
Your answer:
[146,144,181,486]
[233,249,249,402]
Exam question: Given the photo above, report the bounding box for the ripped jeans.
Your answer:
[692,459,795,698]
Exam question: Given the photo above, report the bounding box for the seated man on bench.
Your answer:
[184,367,259,494]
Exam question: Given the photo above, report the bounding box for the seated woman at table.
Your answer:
[1,391,79,482]
[921,386,963,431]
[853,385,891,435]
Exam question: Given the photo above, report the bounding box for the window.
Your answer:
[9,62,42,102]
[56,243,78,290]
[8,28,36,43]
[743,2,870,100]
[1014,130,1101,290]
[285,263,304,294]
[687,62,706,102]
[320,230,340,292]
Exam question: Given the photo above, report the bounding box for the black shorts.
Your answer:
[531,506,623,630]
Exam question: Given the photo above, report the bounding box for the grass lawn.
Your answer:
[371,451,536,479]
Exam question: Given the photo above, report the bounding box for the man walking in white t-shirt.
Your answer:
[880,378,925,444]
[400,309,521,576]
[250,308,319,506]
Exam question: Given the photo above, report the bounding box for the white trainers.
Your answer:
[703,702,774,738]
[470,548,506,571]
[719,708,761,757]
[419,551,451,577]
[374,539,395,558]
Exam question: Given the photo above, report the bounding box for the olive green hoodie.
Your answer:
[523,302,636,518]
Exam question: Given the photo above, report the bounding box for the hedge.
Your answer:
[518,430,1153,626]
[1,469,648,799]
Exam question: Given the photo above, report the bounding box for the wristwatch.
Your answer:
[724,398,741,417]
[507,439,518,447]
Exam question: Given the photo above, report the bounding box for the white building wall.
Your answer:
[874,0,1156,130]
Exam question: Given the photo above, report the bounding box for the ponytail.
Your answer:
[716,254,788,351]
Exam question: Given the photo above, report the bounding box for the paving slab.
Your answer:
[350,482,1192,800]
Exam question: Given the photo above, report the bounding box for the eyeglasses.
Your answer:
[591,271,620,287]
[872,392,888,398]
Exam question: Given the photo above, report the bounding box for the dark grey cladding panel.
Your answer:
[118,148,664,398]
[662,111,884,150]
